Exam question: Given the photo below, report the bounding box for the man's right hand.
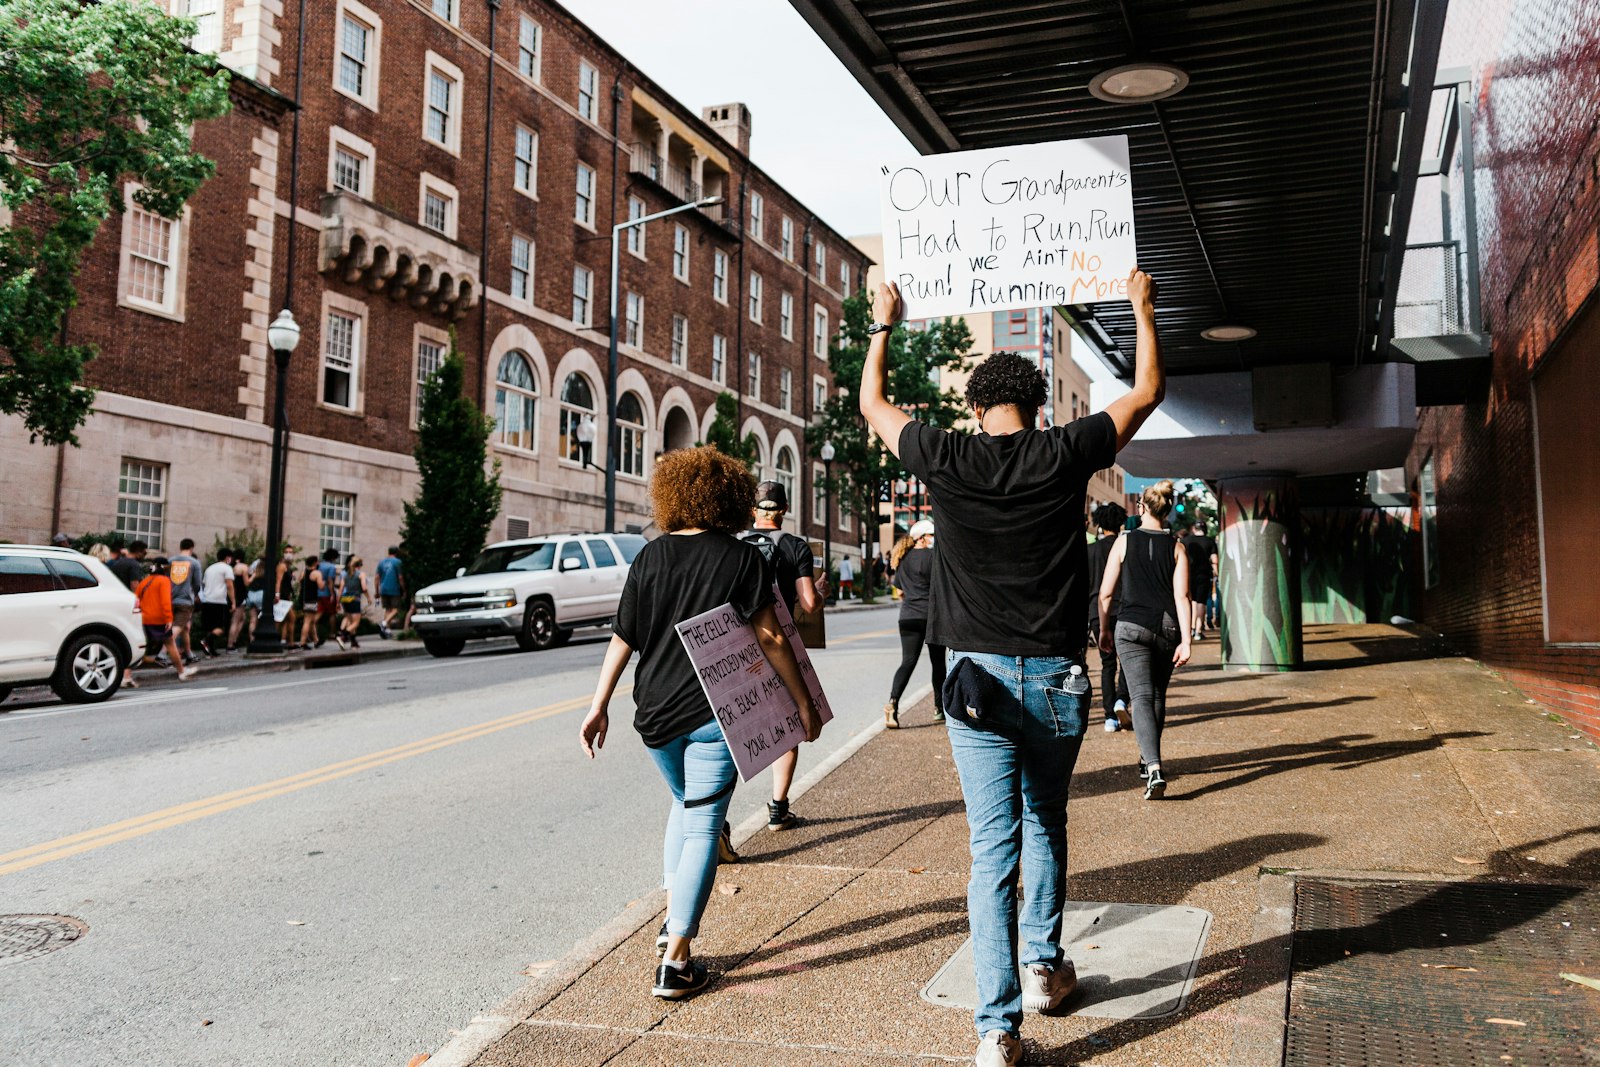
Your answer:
[873,280,902,324]
[1127,268,1157,317]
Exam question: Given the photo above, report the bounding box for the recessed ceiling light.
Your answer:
[1202,325,1257,342]
[1088,62,1190,104]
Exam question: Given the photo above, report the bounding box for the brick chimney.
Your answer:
[702,103,751,155]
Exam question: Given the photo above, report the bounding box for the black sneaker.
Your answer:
[767,799,803,832]
[1143,771,1167,800]
[1137,760,1149,780]
[652,958,711,1000]
[717,821,739,864]
[655,921,670,957]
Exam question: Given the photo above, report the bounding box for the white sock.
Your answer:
[1147,761,1162,776]
[662,955,688,971]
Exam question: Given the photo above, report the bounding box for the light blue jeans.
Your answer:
[943,650,1089,1036]
[646,718,738,940]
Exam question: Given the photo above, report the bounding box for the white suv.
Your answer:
[0,545,146,705]
[411,532,646,657]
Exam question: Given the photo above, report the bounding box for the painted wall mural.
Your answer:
[1300,507,1415,625]
[1219,478,1302,672]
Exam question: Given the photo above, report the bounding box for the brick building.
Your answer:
[1403,0,1600,739]
[2,0,870,567]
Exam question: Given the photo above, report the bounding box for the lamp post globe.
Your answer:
[267,308,302,354]
[819,440,836,597]
[249,308,302,654]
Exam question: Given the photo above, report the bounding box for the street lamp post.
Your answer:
[249,308,302,654]
[820,440,835,599]
[605,195,723,532]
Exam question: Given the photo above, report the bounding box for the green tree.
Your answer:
[807,289,973,592]
[703,390,758,468]
[400,338,503,594]
[0,0,232,444]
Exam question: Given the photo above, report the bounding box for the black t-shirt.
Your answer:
[1180,534,1217,586]
[894,547,934,621]
[739,527,814,615]
[1086,533,1123,624]
[898,413,1117,656]
[614,531,775,748]
[108,556,146,590]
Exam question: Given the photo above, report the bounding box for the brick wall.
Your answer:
[1407,0,1600,741]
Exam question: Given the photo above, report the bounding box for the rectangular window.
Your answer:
[670,315,687,367]
[116,459,166,547]
[181,0,222,54]
[814,465,827,528]
[747,352,761,399]
[780,216,794,260]
[672,225,690,281]
[815,242,827,283]
[813,306,828,358]
[517,16,541,80]
[431,0,454,21]
[426,67,456,148]
[748,271,763,323]
[414,337,444,426]
[126,204,177,313]
[513,127,538,196]
[320,491,356,558]
[779,292,794,340]
[577,60,599,122]
[712,249,729,303]
[839,260,850,294]
[1419,454,1439,590]
[423,188,449,233]
[572,266,593,326]
[322,309,360,409]
[626,195,646,256]
[813,375,827,417]
[624,291,644,348]
[1531,315,1599,642]
[333,145,366,194]
[749,192,764,242]
[575,163,596,226]
[779,368,792,413]
[510,234,533,304]
[337,14,371,98]
[711,334,727,384]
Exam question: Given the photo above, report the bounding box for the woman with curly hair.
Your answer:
[884,519,945,727]
[580,446,823,1001]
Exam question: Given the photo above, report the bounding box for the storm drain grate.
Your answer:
[1285,879,1600,1067]
[0,914,88,966]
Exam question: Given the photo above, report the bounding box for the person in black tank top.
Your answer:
[1097,480,1192,798]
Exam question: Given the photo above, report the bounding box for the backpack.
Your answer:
[739,529,800,610]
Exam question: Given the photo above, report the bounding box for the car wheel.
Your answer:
[422,636,465,658]
[517,601,557,652]
[52,634,124,703]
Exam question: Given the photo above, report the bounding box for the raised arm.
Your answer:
[1103,269,1165,451]
[858,281,914,459]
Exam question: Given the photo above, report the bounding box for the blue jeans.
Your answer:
[943,651,1088,1036]
[646,718,738,940]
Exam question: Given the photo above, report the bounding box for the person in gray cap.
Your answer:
[885,518,943,727]
[739,479,824,832]
[50,533,72,548]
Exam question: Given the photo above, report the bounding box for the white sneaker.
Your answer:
[975,1029,1022,1067]
[1021,958,1077,1012]
[178,667,198,682]
[1103,716,1120,733]
[1113,699,1132,730]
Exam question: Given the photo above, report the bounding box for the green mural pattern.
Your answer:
[1300,507,1414,624]
[1219,482,1301,672]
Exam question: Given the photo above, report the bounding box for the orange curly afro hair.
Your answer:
[651,446,757,533]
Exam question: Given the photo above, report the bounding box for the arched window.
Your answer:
[559,372,596,463]
[775,446,797,522]
[750,438,766,481]
[493,351,538,451]
[617,391,647,477]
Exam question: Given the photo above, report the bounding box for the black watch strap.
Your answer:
[867,321,892,335]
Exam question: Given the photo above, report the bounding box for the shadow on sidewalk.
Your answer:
[1163,694,1377,730]
[1073,832,1328,910]
[741,800,960,863]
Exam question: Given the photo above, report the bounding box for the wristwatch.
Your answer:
[867,321,892,335]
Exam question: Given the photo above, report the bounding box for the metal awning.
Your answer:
[791,0,1447,380]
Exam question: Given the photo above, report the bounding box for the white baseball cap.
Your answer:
[909,519,935,540]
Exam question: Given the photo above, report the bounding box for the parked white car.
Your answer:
[0,545,146,704]
[411,532,646,657]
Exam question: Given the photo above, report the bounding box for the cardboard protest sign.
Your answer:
[770,586,833,723]
[674,588,832,782]
[877,135,1137,320]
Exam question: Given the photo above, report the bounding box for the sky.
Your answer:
[559,0,914,238]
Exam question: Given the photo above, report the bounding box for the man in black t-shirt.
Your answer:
[859,272,1166,1065]
[1180,522,1219,639]
[108,541,148,590]
[740,480,823,833]
[1086,504,1131,730]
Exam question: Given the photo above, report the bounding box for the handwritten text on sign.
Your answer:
[674,589,832,782]
[878,135,1137,320]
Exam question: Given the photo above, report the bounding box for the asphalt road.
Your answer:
[0,605,931,1067]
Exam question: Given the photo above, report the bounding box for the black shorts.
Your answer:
[201,602,230,633]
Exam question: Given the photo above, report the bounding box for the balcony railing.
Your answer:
[628,142,700,203]
[1394,241,1468,339]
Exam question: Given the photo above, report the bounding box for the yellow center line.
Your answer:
[0,689,619,879]
[829,626,898,646]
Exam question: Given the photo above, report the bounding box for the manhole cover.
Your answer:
[0,914,88,966]
[1285,879,1599,1066]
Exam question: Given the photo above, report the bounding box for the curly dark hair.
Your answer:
[1091,502,1128,533]
[652,446,757,533]
[965,352,1049,418]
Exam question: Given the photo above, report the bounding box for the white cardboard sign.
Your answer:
[877,135,1137,320]
[674,587,833,782]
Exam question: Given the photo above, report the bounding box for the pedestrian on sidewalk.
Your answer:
[836,555,855,599]
[739,480,824,834]
[227,554,253,651]
[376,546,406,639]
[107,540,147,590]
[199,548,236,658]
[316,548,340,647]
[859,269,1165,1067]
[336,556,368,649]
[1098,481,1193,800]
[1086,504,1131,732]
[1179,520,1218,640]
[135,560,198,682]
[168,539,203,664]
[884,519,945,727]
[579,446,822,1002]
[294,555,322,649]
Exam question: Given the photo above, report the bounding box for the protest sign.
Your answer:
[674,588,833,782]
[877,135,1137,320]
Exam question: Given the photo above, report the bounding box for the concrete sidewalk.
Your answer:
[127,634,430,683]
[434,623,1600,1066]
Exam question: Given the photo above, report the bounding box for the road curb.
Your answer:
[135,641,435,684]
[424,681,934,1067]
